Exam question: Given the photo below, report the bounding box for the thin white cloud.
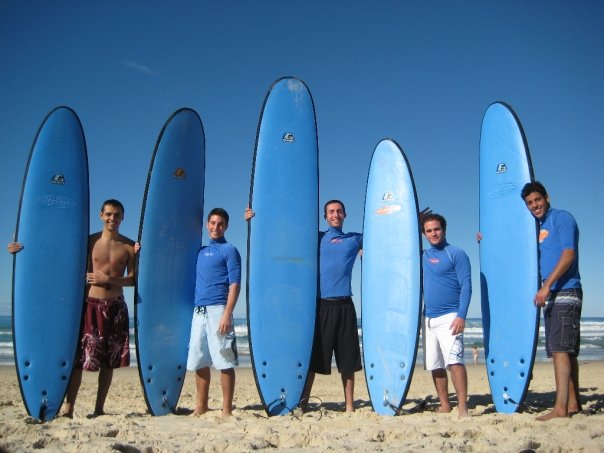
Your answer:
[123,60,154,75]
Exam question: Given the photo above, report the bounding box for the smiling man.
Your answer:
[186,208,241,418]
[303,200,363,412]
[421,213,471,417]
[9,199,136,418]
[521,181,582,421]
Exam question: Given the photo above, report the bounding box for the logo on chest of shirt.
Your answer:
[330,238,343,244]
[539,229,549,244]
[428,258,440,264]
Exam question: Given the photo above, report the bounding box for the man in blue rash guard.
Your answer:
[304,200,363,412]
[422,213,471,417]
[521,181,582,421]
[187,208,241,418]
[245,200,362,412]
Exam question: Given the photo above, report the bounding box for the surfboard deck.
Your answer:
[135,108,205,416]
[12,106,89,421]
[247,77,318,416]
[362,139,422,416]
[479,102,540,413]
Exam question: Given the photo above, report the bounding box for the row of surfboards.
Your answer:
[12,77,539,421]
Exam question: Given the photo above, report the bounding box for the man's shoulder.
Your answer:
[549,208,577,225]
[118,234,135,246]
[443,243,470,261]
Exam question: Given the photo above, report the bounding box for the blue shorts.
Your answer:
[186,304,238,371]
[544,288,582,357]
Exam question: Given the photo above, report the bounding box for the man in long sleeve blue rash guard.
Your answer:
[186,208,241,418]
[304,200,362,412]
[422,213,471,417]
[522,181,582,421]
[246,200,362,412]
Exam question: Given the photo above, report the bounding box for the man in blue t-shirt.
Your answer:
[186,208,241,418]
[522,181,582,421]
[422,213,471,417]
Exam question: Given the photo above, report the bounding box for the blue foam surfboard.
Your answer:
[247,77,318,416]
[362,139,422,416]
[12,106,89,421]
[135,108,205,416]
[479,102,539,413]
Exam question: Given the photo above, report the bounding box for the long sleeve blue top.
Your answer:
[422,241,472,319]
[319,227,362,298]
[194,237,241,307]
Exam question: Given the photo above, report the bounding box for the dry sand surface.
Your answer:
[0,362,602,452]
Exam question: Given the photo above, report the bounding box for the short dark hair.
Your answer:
[101,199,125,215]
[521,181,548,200]
[422,213,447,232]
[207,207,229,225]
[323,199,346,217]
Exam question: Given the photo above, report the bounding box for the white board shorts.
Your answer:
[423,312,465,370]
[186,304,238,371]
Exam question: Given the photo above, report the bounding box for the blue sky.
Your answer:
[1,1,603,318]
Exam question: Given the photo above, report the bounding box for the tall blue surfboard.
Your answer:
[362,139,422,416]
[247,77,318,416]
[479,102,539,413]
[136,108,205,416]
[12,106,89,421]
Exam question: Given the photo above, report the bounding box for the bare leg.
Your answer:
[194,367,211,415]
[537,352,571,421]
[341,372,354,412]
[61,368,83,417]
[94,368,114,415]
[300,371,315,408]
[431,368,452,413]
[568,355,582,414]
[449,364,469,417]
[221,368,235,417]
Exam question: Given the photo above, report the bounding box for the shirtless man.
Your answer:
[9,199,135,417]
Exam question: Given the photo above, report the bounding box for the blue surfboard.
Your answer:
[12,106,89,421]
[247,77,319,416]
[135,108,205,416]
[479,102,539,413]
[362,139,422,416]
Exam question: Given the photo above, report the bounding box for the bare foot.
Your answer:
[192,405,208,416]
[222,410,233,418]
[437,406,452,413]
[536,409,568,421]
[60,403,74,418]
[568,404,583,416]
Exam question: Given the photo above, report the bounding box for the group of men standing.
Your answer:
[8,181,583,421]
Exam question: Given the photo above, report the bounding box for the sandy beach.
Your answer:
[0,361,602,452]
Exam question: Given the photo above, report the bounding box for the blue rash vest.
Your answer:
[319,227,362,298]
[422,241,472,319]
[194,237,241,307]
[539,208,581,291]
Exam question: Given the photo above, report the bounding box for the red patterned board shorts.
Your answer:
[75,295,130,371]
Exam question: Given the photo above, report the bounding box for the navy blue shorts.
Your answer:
[309,297,362,375]
[544,288,582,357]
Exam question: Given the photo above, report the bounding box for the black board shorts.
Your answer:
[544,288,582,357]
[309,297,362,375]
